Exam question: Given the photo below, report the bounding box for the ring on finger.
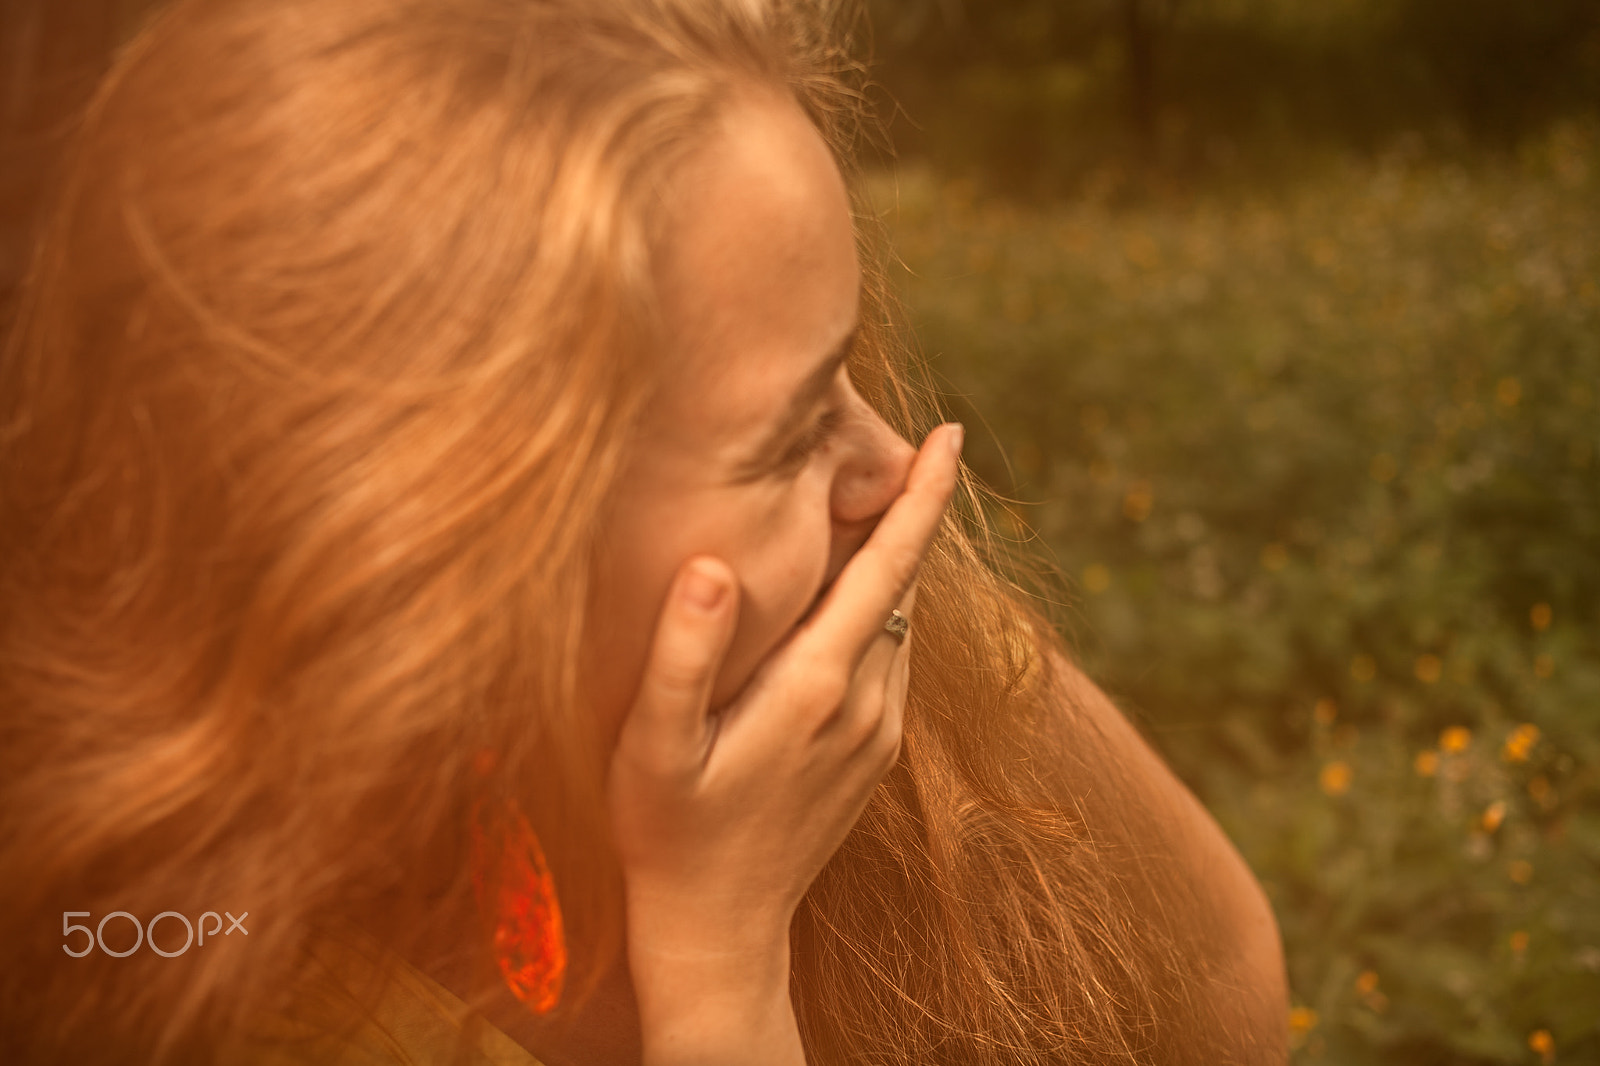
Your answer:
[883,609,909,644]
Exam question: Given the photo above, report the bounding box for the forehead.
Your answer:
[648,90,860,440]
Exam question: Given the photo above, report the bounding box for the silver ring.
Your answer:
[883,609,909,644]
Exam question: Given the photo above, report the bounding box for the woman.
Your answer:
[0,0,1287,1063]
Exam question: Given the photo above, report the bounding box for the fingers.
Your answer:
[620,557,740,767]
[846,580,916,702]
[838,580,915,757]
[799,423,961,673]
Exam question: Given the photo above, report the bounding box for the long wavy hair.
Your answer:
[0,1,1222,1062]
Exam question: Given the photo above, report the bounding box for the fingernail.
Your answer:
[946,422,964,458]
[681,561,726,612]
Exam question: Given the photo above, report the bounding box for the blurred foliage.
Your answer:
[869,118,1600,1064]
[865,0,1600,196]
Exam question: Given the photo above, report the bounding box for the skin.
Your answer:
[596,90,957,1065]
[585,91,918,730]
[495,89,1287,1065]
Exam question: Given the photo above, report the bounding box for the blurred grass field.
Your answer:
[871,120,1600,1065]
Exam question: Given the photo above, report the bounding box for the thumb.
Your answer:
[620,556,739,766]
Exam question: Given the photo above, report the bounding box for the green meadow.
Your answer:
[873,121,1600,1065]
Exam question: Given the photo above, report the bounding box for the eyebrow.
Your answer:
[733,324,859,479]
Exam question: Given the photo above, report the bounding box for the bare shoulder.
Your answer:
[1042,648,1290,1065]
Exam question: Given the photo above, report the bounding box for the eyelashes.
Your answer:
[780,406,845,469]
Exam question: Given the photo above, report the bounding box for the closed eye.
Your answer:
[778,406,845,470]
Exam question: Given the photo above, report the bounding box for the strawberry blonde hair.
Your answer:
[1,0,1221,1062]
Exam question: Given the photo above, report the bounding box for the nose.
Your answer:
[830,394,917,530]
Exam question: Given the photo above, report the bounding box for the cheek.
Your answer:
[707,480,834,705]
[583,537,672,743]
[588,477,834,724]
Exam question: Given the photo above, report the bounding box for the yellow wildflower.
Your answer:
[1355,968,1389,1013]
[1319,760,1352,796]
[1481,800,1507,832]
[1414,750,1439,777]
[1503,723,1541,762]
[1440,726,1472,753]
[1528,1028,1554,1064]
[1289,1007,1318,1035]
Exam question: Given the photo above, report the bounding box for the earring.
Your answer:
[469,792,567,1014]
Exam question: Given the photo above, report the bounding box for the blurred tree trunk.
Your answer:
[1122,0,1156,153]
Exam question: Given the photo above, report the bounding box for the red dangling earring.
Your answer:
[469,760,567,1014]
